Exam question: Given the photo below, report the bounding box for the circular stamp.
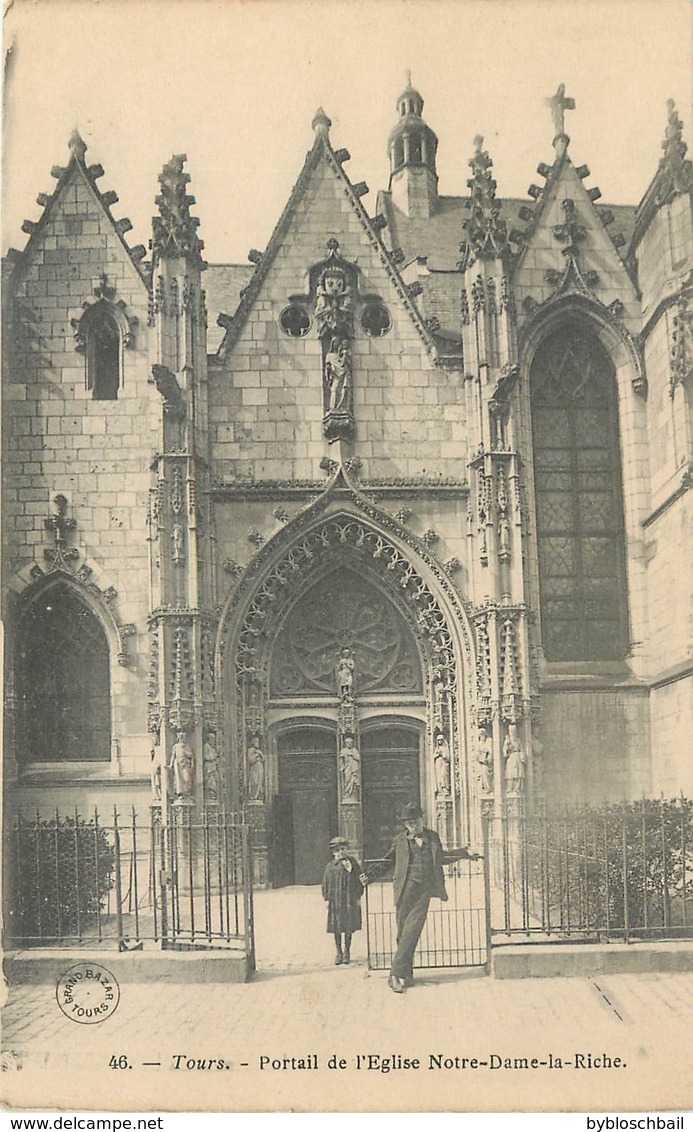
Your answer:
[56,962,120,1024]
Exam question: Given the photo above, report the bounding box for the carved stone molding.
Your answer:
[151,154,205,267]
[70,274,138,354]
[670,294,693,397]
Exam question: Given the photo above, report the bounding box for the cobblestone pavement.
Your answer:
[3,887,693,1113]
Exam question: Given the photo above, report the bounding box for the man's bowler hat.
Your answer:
[398,801,423,822]
[329,836,349,848]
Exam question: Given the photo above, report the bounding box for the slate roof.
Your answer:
[204,186,636,355]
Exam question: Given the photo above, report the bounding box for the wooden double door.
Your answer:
[272,723,421,885]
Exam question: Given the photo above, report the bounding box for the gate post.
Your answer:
[482,811,493,972]
[242,824,256,974]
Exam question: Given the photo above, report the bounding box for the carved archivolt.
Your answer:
[216,474,476,834]
[232,515,462,698]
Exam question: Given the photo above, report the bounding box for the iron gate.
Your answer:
[364,853,490,970]
[6,808,255,966]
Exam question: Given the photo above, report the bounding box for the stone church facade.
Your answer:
[3,82,692,885]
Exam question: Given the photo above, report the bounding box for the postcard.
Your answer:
[2,0,693,1116]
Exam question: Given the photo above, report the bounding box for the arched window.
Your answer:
[409,135,422,163]
[15,584,111,762]
[83,302,122,400]
[530,325,628,662]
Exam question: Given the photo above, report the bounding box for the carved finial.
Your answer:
[462,137,509,262]
[658,99,693,199]
[68,130,87,163]
[151,154,205,266]
[312,107,332,137]
[545,83,575,153]
[44,494,76,549]
[405,68,412,88]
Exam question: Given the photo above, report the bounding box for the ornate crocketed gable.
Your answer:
[213,109,437,363]
[6,130,149,285]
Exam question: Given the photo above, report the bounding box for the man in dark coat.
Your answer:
[380,801,480,993]
[322,836,366,965]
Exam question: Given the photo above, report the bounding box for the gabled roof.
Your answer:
[508,145,637,286]
[5,131,149,288]
[214,110,437,362]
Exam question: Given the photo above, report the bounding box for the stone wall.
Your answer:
[3,163,157,783]
[209,159,469,485]
[538,686,652,802]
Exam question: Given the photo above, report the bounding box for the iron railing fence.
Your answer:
[5,808,254,961]
[491,796,693,944]
[364,853,490,970]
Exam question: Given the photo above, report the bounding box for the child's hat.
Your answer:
[329,836,348,848]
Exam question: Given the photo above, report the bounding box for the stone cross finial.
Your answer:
[68,130,87,163]
[312,107,332,137]
[545,83,575,141]
[45,494,76,549]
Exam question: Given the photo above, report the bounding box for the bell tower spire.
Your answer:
[387,73,439,218]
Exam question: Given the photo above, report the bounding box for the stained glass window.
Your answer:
[16,584,111,762]
[530,326,628,661]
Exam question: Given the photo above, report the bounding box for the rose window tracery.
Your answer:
[269,571,423,697]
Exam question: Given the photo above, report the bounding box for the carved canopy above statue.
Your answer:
[269,570,423,698]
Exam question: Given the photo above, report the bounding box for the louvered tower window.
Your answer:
[530,326,628,662]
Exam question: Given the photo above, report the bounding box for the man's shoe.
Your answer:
[343,948,351,964]
[335,951,343,965]
[388,974,406,994]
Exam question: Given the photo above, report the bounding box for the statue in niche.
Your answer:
[476,726,494,795]
[203,730,220,802]
[247,734,266,802]
[498,514,511,562]
[433,732,451,795]
[150,734,167,802]
[315,263,353,340]
[336,647,356,700]
[503,723,526,793]
[324,335,351,413]
[171,522,185,566]
[340,735,361,801]
[171,731,195,800]
[488,362,519,449]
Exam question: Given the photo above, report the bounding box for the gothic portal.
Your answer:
[219,490,476,884]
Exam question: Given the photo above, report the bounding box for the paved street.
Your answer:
[3,887,693,1113]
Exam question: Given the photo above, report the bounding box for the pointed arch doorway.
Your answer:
[268,568,425,884]
[223,507,476,887]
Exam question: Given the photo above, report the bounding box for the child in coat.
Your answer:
[321,836,366,965]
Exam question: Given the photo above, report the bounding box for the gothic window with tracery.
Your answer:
[15,584,111,763]
[83,302,122,399]
[530,325,628,662]
[269,570,423,697]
